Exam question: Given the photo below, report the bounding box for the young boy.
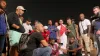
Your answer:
[68,37,82,56]
[42,26,50,42]
[49,38,59,56]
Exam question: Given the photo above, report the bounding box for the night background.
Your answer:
[6,0,100,25]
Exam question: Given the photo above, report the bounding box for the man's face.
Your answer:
[59,20,63,25]
[18,9,24,16]
[93,8,100,15]
[55,22,58,26]
[67,19,71,24]
[79,14,85,20]
[26,21,31,25]
[50,40,55,45]
[37,24,44,32]
[70,38,75,43]
[0,1,6,9]
[48,20,52,25]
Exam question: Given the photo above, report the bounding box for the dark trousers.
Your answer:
[19,47,52,56]
[0,35,6,56]
[96,35,100,55]
[69,50,82,56]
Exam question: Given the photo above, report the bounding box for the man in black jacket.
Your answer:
[92,6,100,56]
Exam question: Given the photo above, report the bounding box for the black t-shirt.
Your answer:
[27,32,44,51]
[7,12,25,33]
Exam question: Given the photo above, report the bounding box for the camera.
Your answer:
[59,43,63,46]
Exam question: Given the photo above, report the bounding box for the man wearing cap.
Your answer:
[7,6,26,56]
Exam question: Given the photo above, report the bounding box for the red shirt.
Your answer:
[42,30,50,42]
[50,43,59,56]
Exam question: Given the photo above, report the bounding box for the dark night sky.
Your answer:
[6,0,100,25]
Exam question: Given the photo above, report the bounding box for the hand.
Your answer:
[6,33,9,38]
[72,52,76,56]
[67,29,71,32]
[16,26,20,29]
[96,30,100,35]
[77,37,80,40]
[57,39,61,43]
[73,49,77,52]
[51,29,54,31]
[0,9,4,15]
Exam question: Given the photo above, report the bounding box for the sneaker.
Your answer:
[87,54,90,56]
[87,52,90,56]
[82,53,85,56]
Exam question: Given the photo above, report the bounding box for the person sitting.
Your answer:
[19,23,52,56]
[42,26,50,42]
[49,38,59,56]
[68,37,82,56]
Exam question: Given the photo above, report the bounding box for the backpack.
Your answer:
[18,33,30,52]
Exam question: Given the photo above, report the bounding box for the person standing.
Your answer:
[48,20,57,40]
[66,17,79,40]
[0,0,8,56]
[92,6,100,56]
[57,19,68,56]
[79,13,91,56]
[8,6,25,56]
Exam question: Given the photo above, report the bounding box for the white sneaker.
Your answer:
[82,53,85,56]
[87,53,90,56]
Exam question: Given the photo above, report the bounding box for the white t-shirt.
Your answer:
[23,23,33,34]
[79,19,91,34]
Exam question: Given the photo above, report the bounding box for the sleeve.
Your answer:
[92,20,95,26]
[22,23,26,32]
[54,26,58,32]
[48,26,53,33]
[57,26,60,30]
[36,32,44,42]
[7,13,15,26]
[86,19,91,26]
[29,25,33,31]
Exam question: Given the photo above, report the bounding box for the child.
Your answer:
[68,37,82,56]
[42,26,50,42]
[49,38,59,56]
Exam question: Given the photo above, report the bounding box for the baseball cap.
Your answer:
[44,26,48,29]
[16,6,26,11]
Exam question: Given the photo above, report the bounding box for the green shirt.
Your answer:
[66,24,76,38]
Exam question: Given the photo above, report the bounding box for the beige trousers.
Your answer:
[80,34,91,52]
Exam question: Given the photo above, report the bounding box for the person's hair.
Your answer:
[0,0,5,3]
[93,6,100,9]
[49,38,55,41]
[0,0,6,9]
[25,19,31,22]
[59,19,64,22]
[48,20,52,22]
[66,17,72,20]
[35,22,42,28]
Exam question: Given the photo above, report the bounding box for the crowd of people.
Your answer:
[0,0,100,56]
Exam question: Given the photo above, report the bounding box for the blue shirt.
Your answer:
[0,13,7,35]
[94,21,100,31]
[48,25,57,40]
